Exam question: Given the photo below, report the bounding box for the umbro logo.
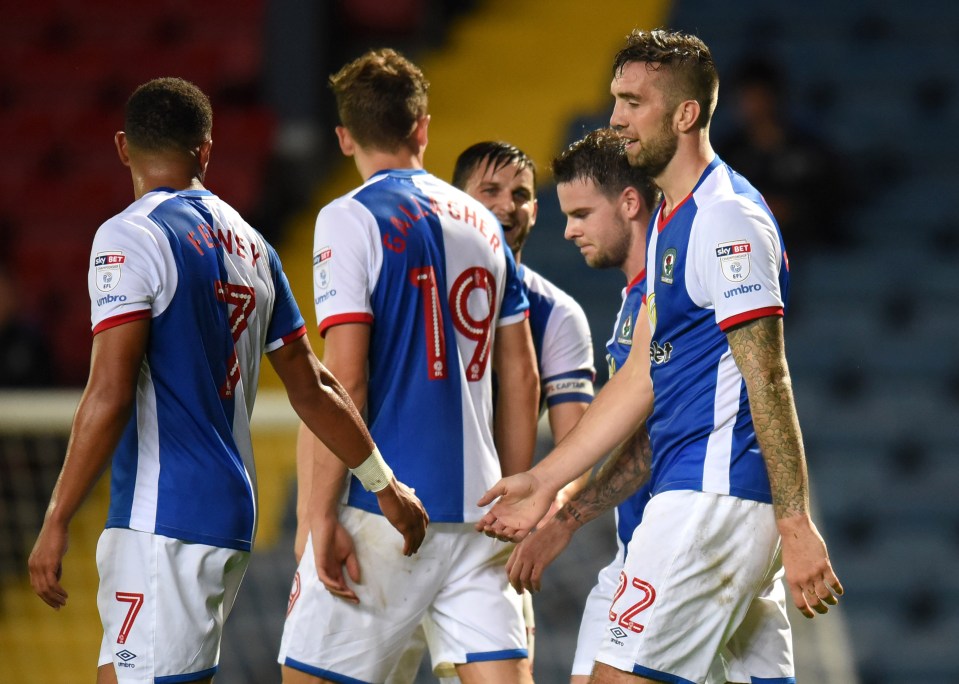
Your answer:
[116,650,137,662]
[609,626,629,639]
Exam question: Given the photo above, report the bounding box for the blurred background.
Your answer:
[1,0,957,682]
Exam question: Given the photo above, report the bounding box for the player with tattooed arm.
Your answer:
[478,29,842,684]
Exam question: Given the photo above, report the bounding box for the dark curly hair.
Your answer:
[329,48,429,152]
[613,29,718,129]
[552,128,660,209]
[124,77,212,152]
[452,141,537,191]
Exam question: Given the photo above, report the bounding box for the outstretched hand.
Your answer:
[375,478,429,556]
[779,515,844,618]
[475,472,553,542]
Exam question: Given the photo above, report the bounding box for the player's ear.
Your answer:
[621,186,642,220]
[412,115,430,150]
[197,140,212,174]
[115,131,131,167]
[335,126,356,157]
[674,99,700,133]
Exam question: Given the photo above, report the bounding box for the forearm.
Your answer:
[748,372,809,521]
[728,317,810,521]
[548,401,591,503]
[494,321,540,476]
[532,360,652,492]
[495,381,539,476]
[290,362,373,467]
[296,422,348,522]
[273,337,374,469]
[562,425,652,528]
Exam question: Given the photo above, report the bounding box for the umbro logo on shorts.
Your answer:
[609,626,629,640]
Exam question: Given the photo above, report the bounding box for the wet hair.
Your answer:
[452,141,537,190]
[329,48,429,152]
[124,77,212,152]
[551,128,660,209]
[613,28,719,128]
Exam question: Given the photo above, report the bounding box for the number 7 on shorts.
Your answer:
[115,592,145,644]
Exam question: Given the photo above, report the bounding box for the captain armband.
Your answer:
[350,446,394,493]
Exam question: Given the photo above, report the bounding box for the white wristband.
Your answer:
[350,446,394,493]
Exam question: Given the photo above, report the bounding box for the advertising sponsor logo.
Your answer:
[649,339,673,365]
[723,283,763,299]
[314,289,337,305]
[716,240,751,282]
[96,293,128,307]
[116,650,137,668]
[609,626,629,640]
[95,251,125,292]
[313,246,332,290]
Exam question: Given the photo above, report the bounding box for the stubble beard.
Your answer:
[627,114,678,177]
[587,215,633,270]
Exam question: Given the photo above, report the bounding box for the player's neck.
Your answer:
[130,164,205,199]
[655,135,714,216]
[622,229,646,283]
[354,147,425,181]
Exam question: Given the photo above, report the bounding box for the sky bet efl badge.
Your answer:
[94,251,125,292]
[313,246,332,290]
[716,240,751,282]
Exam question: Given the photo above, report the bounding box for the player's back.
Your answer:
[313,169,528,523]
[91,188,305,550]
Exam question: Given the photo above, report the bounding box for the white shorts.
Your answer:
[572,545,626,676]
[385,589,535,683]
[594,490,794,683]
[279,506,527,682]
[574,540,727,682]
[96,528,249,683]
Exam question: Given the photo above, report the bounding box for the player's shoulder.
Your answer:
[693,170,776,241]
[523,266,581,307]
[523,265,588,325]
[96,190,177,242]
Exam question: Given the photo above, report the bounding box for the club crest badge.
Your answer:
[715,240,751,282]
[94,251,125,292]
[313,246,332,290]
[617,313,633,346]
[660,248,677,285]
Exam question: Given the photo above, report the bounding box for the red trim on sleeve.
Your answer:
[718,306,783,332]
[92,309,152,336]
[317,312,374,337]
[280,325,308,345]
[627,268,646,292]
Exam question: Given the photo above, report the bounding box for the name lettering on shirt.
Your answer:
[186,223,262,268]
[381,194,502,255]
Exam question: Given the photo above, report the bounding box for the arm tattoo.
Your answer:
[564,426,652,527]
[726,316,809,520]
